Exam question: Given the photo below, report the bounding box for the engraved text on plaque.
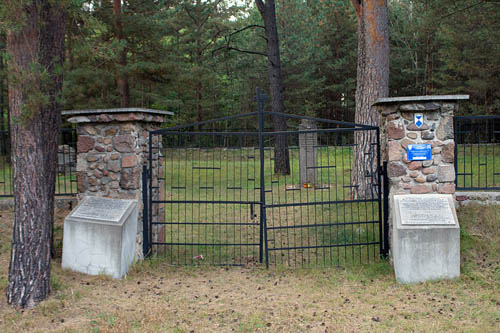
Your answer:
[398,196,455,225]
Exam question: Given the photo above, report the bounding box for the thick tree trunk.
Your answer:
[6,1,66,309]
[351,0,389,199]
[256,0,290,175]
[113,0,130,107]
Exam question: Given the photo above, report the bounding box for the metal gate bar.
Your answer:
[262,127,382,267]
[144,92,384,267]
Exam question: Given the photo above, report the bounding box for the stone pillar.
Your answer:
[373,95,469,251]
[299,119,318,185]
[63,108,171,259]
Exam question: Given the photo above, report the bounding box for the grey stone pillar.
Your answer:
[373,95,468,252]
[299,119,318,185]
[63,108,172,259]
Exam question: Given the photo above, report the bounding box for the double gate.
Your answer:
[143,104,387,267]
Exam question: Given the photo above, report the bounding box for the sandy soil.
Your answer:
[0,207,498,332]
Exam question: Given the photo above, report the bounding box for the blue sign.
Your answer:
[407,144,432,161]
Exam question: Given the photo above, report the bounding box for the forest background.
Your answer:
[0,0,498,131]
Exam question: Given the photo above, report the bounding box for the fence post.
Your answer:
[454,116,458,187]
[255,88,268,267]
[142,165,150,257]
[382,161,390,257]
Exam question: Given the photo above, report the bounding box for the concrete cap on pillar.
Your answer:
[373,95,469,107]
[62,108,174,124]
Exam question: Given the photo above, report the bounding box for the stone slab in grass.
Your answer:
[62,196,138,279]
[392,194,460,284]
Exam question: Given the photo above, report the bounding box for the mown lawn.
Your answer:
[155,146,381,266]
[455,144,500,189]
[0,155,76,196]
[0,204,498,332]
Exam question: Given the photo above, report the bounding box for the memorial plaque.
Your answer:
[397,195,455,225]
[392,194,460,283]
[72,196,132,223]
[62,196,138,278]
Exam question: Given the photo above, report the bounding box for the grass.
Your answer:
[155,143,500,266]
[455,143,500,189]
[155,146,382,266]
[0,204,499,332]
[0,155,77,196]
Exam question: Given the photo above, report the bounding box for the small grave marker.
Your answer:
[299,119,318,185]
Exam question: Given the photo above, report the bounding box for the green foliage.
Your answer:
[311,0,357,121]
[277,0,328,116]
[0,0,28,33]
[389,0,500,115]
[434,0,500,115]
[8,62,50,124]
[1,0,498,123]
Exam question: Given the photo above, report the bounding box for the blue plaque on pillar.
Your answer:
[407,144,432,161]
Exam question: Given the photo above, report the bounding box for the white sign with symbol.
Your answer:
[414,113,424,128]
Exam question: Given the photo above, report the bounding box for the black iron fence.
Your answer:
[454,115,500,191]
[143,94,386,267]
[0,127,77,197]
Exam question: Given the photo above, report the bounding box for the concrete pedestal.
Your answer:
[62,197,138,278]
[392,194,460,283]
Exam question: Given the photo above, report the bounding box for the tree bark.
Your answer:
[256,0,290,175]
[6,0,66,309]
[351,0,389,199]
[195,0,203,124]
[113,0,130,107]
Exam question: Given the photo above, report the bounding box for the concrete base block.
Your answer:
[62,197,138,279]
[393,194,460,284]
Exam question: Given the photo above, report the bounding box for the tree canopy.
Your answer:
[1,0,496,122]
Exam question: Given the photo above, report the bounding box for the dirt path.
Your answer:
[0,207,498,332]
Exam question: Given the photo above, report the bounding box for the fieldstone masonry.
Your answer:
[374,96,469,196]
[373,95,469,251]
[63,108,172,259]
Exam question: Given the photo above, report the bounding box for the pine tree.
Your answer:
[2,0,66,309]
[351,0,389,199]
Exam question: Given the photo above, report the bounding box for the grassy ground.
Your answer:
[456,144,500,189]
[0,156,76,196]
[0,204,498,332]
[156,147,380,266]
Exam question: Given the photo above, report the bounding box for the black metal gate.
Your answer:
[143,93,387,267]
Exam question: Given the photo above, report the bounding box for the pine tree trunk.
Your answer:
[351,0,389,199]
[256,0,290,175]
[113,0,130,107]
[6,1,66,309]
